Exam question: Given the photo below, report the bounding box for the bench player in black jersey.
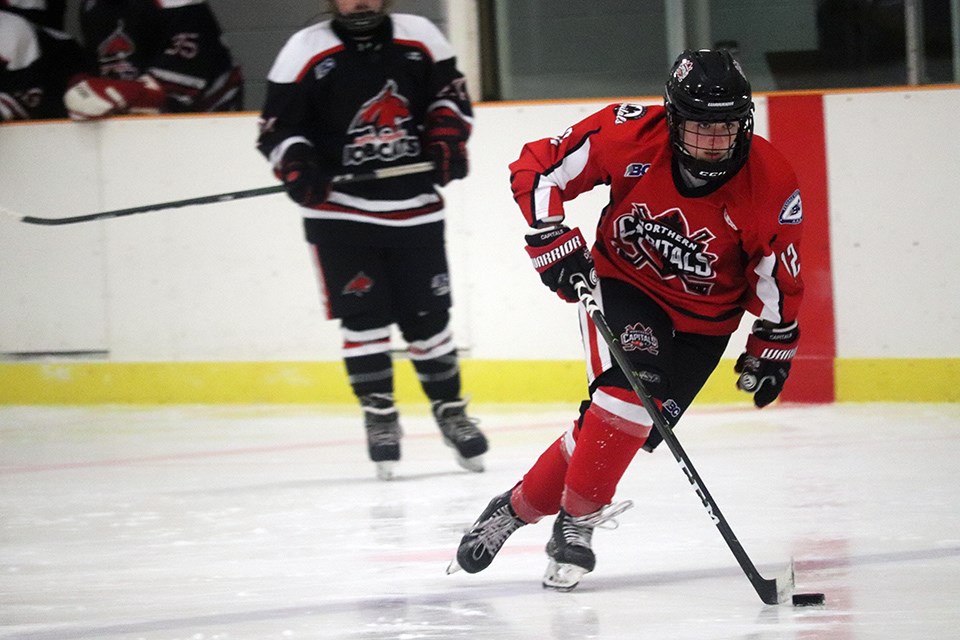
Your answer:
[257,0,488,480]
[63,0,242,119]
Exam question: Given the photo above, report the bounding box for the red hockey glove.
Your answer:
[277,143,331,207]
[423,108,470,186]
[735,319,800,408]
[64,75,165,120]
[524,225,597,303]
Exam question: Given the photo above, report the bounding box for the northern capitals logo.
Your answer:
[611,204,719,295]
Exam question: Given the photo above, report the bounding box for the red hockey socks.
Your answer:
[561,397,650,516]
[511,434,569,523]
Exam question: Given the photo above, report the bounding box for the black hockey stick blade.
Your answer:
[569,273,794,605]
[2,161,435,226]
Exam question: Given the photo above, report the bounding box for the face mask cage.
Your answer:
[666,109,754,180]
[328,2,388,34]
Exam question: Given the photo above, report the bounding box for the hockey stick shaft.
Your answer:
[570,274,789,605]
[2,161,435,226]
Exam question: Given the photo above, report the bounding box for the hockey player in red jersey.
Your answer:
[256,0,487,480]
[451,49,804,590]
[63,0,242,119]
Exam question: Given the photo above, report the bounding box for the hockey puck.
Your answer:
[792,592,825,606]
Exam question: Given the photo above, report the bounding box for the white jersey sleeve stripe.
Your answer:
[754,252,785,323]
[427,98,474,125]
[533,138,591,224]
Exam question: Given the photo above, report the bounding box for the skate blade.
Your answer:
[445,558,462,575]
[375,461,397,481]
[441,439,485,473]
[542,559,588,592]
[456,453,484,473]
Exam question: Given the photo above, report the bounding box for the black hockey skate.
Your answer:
[542,501,634,591]
[447,490,526,574]
[361,394,402,480]
[432,398,488,472]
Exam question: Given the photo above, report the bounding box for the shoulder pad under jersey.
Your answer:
[390,13,454,62]
[0,11,40,71]
[267,21,341,84]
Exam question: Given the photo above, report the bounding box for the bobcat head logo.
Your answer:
[349,80,411,135]
[343,81,420,166]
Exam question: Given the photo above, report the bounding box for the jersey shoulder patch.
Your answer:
[267,21,341,83]
[390,13,454,62]
[779,188,803,225]
[612,102,647,124]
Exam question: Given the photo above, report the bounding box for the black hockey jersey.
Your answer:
[257,13,474,247]
[0,9,86,120]
[79,0,241,112]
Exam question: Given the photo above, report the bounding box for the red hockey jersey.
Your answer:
[510,103,804,336]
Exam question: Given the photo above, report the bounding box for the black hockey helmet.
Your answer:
[327,0,391,35]
[664,49,754,181]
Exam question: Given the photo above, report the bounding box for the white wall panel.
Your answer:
[824,89,960,357]
[1,89,957,363]
[0,122,107,354]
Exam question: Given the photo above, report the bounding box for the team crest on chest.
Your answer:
[97,20,138,78]
[611,204,719,295]
[344,80,421,166]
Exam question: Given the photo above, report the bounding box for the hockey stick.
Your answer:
[0,161,435,226]
[570,273,795,605]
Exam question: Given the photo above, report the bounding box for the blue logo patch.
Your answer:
[779,189,803,225]
[625,163,651,178]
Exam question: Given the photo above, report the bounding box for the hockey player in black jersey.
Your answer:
[0,9,85,120]
[257,0,488,480]
[63,0,242,119]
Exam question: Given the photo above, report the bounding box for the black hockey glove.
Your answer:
[277,143,330,207]
[735,319,800,408]
[423,108,470,186]
[425,138,468,186]
[524,225,597,303]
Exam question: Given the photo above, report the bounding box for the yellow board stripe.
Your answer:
[0,359,957,404]
[836,359,960,402]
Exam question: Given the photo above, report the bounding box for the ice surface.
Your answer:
[2,402,959,639]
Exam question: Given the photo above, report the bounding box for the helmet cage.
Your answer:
[327,1,390,34]
[664,50,754,180]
